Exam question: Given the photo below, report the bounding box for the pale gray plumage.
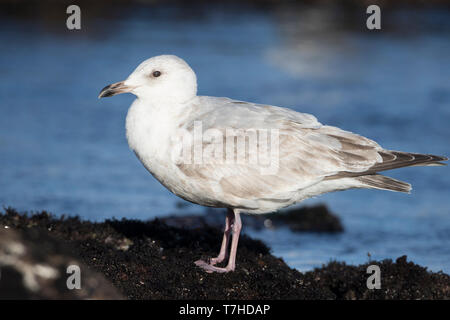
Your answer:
[99,54,448,273]
[173,96,446,213]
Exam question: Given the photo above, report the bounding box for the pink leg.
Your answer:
[194,209,233,268]
[195,209,242,273]
[209,209,234,265]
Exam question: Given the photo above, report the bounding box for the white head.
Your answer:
[99,55,197,103]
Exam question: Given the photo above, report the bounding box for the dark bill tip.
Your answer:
[98,81,130,99]
[98,84,115,98]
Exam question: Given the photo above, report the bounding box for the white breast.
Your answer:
[125,99,201,200]
[125,99,175,179]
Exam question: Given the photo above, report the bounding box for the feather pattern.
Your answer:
[165,97,447,213]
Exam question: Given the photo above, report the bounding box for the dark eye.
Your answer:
[152,71,161,77]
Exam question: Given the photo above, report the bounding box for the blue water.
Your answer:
[1,4,449,273]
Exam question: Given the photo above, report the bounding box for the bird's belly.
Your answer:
[139,158,225,208]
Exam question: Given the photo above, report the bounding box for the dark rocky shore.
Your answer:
[0,207,448,300]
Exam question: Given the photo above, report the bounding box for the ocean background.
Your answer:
[0,2,449,273]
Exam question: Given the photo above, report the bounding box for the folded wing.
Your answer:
[174,98,447,207]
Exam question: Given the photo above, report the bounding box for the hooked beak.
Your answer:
[98,81,133,98]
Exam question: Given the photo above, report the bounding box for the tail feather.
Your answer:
[371,151,447,173]
[325,150,446,193]
[357,174,412,193]
[409,162,447,167]
[329,151,447,179]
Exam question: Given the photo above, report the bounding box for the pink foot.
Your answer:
[209,256,225,266]
[194,260,234,273]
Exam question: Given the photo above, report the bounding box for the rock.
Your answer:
[0,224,124,299]
[309,256,450,299]
[261,204,344,232]
[0,208,448,299]
[162,204,343,233]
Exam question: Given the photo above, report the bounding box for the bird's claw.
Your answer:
[194,259,232,273]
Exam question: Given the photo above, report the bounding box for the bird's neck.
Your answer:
[137,93,197,111]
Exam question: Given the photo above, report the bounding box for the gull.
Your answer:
[99,55,447,273]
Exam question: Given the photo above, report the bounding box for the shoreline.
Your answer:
[0,207,449,299]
